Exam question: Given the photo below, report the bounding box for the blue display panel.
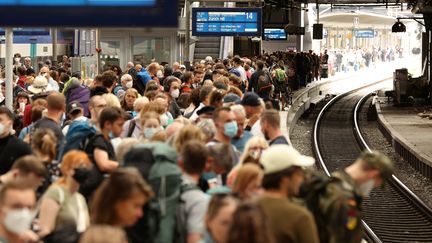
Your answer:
[0,0,176,27]
[263,28,287,40]
[0,0,155,6]
[354,29,375,38]
[192,8,262,37]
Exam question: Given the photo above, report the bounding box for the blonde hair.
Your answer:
[174,125,206,153]
[31,128,57,162]
[102,93,121,108]
[79,225,128,243]
[232,163,263,200]
[239,137,269,164]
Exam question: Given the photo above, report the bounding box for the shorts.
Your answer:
[274,82,287,94]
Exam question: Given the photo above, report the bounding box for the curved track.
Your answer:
[313,86,432,242]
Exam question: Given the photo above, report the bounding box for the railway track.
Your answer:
[312,85,432,242]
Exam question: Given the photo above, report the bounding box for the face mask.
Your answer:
[144,128,157,139]
[0,123,4,135]
[358,179,375,197]
[250,149,261,160]
[125,81,133,89]
[73,167,91,184]
[108,131,117,139]
[157,70,164,79]
[159,114,169,127]
[170,89,180,99]
[224,121,238,138]
[4,208,33,235]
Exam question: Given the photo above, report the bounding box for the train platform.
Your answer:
[375,100,432,179]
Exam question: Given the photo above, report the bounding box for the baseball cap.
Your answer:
[66,101,83,115]
[223,93,241,104]
[260,145,315,174]
[359,150,394,180]
[241,92,262,107]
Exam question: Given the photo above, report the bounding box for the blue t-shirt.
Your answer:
[137,69,152,86]
[231,131,253,153]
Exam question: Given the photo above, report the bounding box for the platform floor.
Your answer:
[376,100,432,164]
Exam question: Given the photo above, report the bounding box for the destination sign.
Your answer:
[192,8,262,37]
[263,28,287,40]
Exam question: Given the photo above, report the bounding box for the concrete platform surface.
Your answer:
[376,100,432,171]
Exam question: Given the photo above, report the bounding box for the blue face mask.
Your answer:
[144,128,157,139]
[108,131,116,139]
[224,121,238,138]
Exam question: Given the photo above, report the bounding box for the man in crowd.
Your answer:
[230,105,253,153]
[257,144,319,243]
[0,155,47,190]
[260,109,289,146]
[192,70,204,89]
[0,107,32,174]
[33,92,66,146]
[177,140,210,243]
[303,151,394,243]
[240,92,263,133]
[88,95,107,127]
[0,181,38,243]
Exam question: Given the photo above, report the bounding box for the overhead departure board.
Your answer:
[263,28,287,40]
[0,0,177,27]
[0,0,155,6]
[192,8,262,36]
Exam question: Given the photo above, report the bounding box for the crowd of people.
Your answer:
[0,52,395,243]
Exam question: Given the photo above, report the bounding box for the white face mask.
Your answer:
[157,70,164,79]
[125,81,133,89]
[358,179,375,197]
[4,208,34,235]
[170,89,180,99]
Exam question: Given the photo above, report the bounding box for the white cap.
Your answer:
[260,145,315,174]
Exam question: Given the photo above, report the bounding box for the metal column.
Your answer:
[185,0,191,63]
[51,28,58,65]
[5,28,13,110]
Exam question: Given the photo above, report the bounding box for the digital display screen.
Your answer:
[192,8,262,37]
[0,0,177,27]
[263,28,287,40]
[355,29,375,38]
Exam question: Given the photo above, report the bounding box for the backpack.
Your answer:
[298,171,339,243]
[175,183,201,243]
[59,120,96,159]
[124,142,182,243]
[65,80,91,117]
[275,68,287,83]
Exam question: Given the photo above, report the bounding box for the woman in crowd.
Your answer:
[121,88,139,113]
[90,168,153,227]
[38,151,92,237]
[140,111,161,141]
[203,193,238,243]
[209,89,226,108]
[227,203,274,243]
[227,137,268,187]
[31,128,61,196]
[232,164,263,201]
